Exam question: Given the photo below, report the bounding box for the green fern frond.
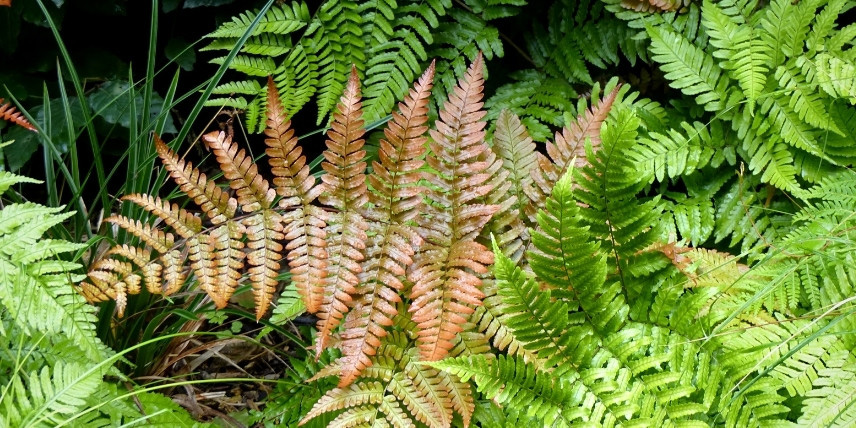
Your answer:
[211,55,277,77]
[485,70,577,142]
[814,53,856,104]
[427,355,574,426]
[631,120,724,182]
[647,24,736,112]
[207,3,311,38]
[702,0,771,110]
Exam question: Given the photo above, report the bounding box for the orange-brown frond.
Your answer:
[0,98,36,132]
[154,135,237,224]
[338,63,436,387]
[187,234,218,303]
[202,129,275,213]
[104,244,163,294]
[208,221,246,308]
[528,86,621,218]
[105,215,174,253]
[316,67,369,355]
[546,85,620,172]
[123,193,202,238]
[410,53,498,362]
[264,76,328,314]
[244,210,284,319]
[161,249,186,295]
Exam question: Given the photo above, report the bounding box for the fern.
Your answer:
[409,53,498,362]
[0,173,202,427]
[0,98,37,132]
[205,0,517,127]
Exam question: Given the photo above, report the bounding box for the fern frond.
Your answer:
[203,129,276,213]
[630,120,721,182]
[427,355,573,426]
[702,0,770,110]
[315,68,369,354]
[154,135,237,224]
[264,77,328,315]
[338,63,435,387]
[2,362,102,426]
[814,53,856,104]
[207,3,310,38]
[0,98,37,132]
[483,110,536,263]
[269,282,307,326]
[573,107,663,282]
[410,54,497,362]
[527,85,620,221]
[122,194,202,239]
[210,55,277,77]
[493,240,576,368]
[208,221,245,308]
[244,210,285,320]
[309,0,365,125]
[647,24,735,112]
[484,70,577,142]
[271,42,319,126]
[104,215,174,253]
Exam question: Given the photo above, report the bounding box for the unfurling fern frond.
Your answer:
[337,62,435,387]
[410,53,498,362]
[0,98,37,132]
[315,67,369,355]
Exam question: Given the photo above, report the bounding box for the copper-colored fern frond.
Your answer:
[154,135,237,224]
[264,76,328,315]
[122,194,202,239]
[338,62,436,387]
[410,53,499,362]
[315,67,369,355]
[105,215,174,253]
[208,221,246,308]
[484,109,538,264]
[526,85,621,219]
[244,209,284,319]
[104,245,163,294]
[202,129,276,213]
[0,98,36,132]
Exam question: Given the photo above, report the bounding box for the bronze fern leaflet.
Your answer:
[0,98,37,132]
[526,85,621,220]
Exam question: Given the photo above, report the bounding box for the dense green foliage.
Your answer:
[4,0,856,426]
[0,171,203,427]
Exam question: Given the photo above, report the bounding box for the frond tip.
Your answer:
[0,98,37,132]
